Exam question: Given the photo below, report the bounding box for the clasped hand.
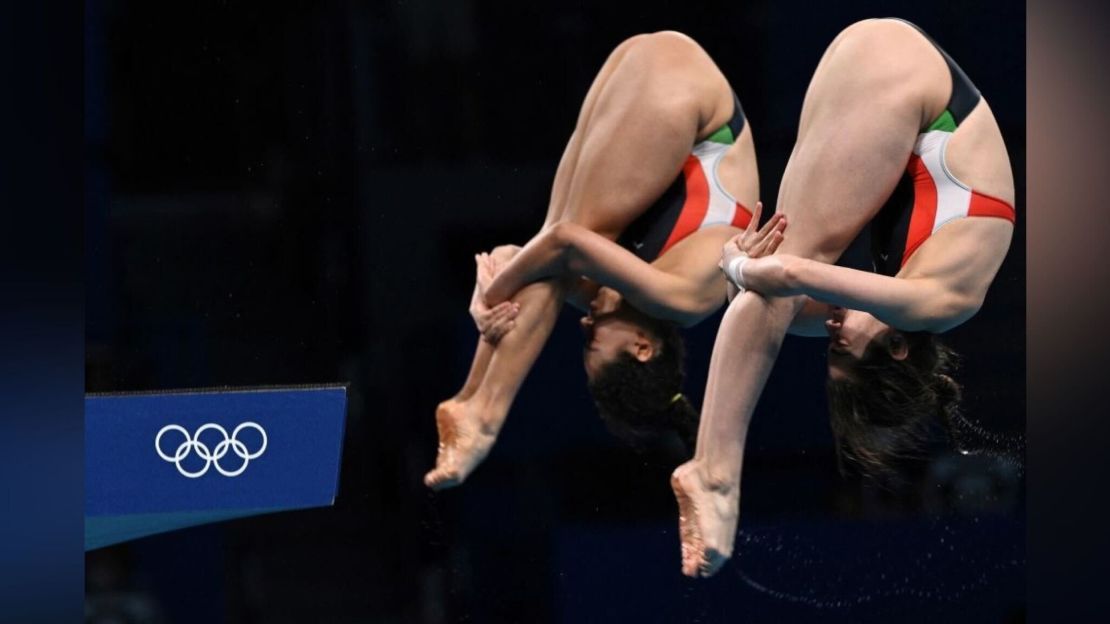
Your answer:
[720,201,788,301]
[469,245,521,344]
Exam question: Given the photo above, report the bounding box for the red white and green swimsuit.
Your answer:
[618,91,753,262]
[860,19,1017,276]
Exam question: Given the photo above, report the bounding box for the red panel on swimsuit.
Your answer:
[902,154,939,266]
[730,202,753,229]
[659,155,710,256]
[968,191,1016,221]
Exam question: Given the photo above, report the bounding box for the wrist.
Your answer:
[724,253,750,290]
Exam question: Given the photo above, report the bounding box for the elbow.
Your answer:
[546,221,580,251]
[546,221,585,270]
[944,292,984,327]
[904,290,980,331]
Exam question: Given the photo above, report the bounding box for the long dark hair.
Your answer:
[826,331,961,481]
[587,314,698,459]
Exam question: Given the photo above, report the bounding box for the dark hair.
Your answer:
[826,331,961,481]
[586,316,698,458]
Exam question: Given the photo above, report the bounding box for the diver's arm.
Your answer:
[484,222,707,325]
[742,254,967,331]
[718,226,826,336]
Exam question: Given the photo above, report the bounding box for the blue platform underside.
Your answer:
[85,385,347,551]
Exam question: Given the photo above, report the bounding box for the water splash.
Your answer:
[732,516,1024,610]
[949,413,1026,476]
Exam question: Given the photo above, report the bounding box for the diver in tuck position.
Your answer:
[673,18,1015,577]
[425,31,784,490]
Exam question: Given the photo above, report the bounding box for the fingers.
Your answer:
[478,302,504,329]
[768,229,785,254]
[483,251,501,276]
[749,214,786,257]
[483,319,517,345]
[475,253,490,282]
[751,229,784,257]
[473,248,518,340]
[475,300,509,331]
[476,253,498,292]
[755,212,786,238]
[481,301,520,343]
[496,301,520,325]
[745,201,763,233]
[484,318,517,344]
[764,230,784,255]
[734,205,785,258]
[479,301,510,330]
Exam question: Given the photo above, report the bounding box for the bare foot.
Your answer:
[670,461,740,578]
[424,399,498,491]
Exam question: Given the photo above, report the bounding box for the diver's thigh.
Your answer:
[557,32,733,237]
[776,19,949,261]
[542,34,652,228]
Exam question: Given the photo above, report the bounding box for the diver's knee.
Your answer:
[834,18,919,51]
[625,30,703,63]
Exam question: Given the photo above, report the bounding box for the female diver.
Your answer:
[424,31,784,490]
[672,18,1016,577]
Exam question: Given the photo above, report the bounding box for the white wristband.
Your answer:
[725,254,750,290]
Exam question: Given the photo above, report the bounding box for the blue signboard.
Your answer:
[86,385,348,550]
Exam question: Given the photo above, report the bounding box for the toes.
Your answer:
[699,549,727,578]
[682,562,697,577]
[423,469,441,489]
[682,547,709,578]
[424,467,461,490]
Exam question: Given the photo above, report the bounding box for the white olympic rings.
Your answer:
[155,422,268,478]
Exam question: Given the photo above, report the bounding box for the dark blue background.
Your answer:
[84,1,1025,622]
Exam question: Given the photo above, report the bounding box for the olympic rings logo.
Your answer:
[155,422,268,478]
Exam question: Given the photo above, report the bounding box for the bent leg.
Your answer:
[776,18,949,260]
[427,279,566,490]
[439,33,650,407]
[427,32,734,489]
[674,19,954,577]
[558,30,734,235]
[470,31,734,413]
[440,32,654,407]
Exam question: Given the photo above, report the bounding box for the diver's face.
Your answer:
[825,306,899,380]
[581,287,654,379]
